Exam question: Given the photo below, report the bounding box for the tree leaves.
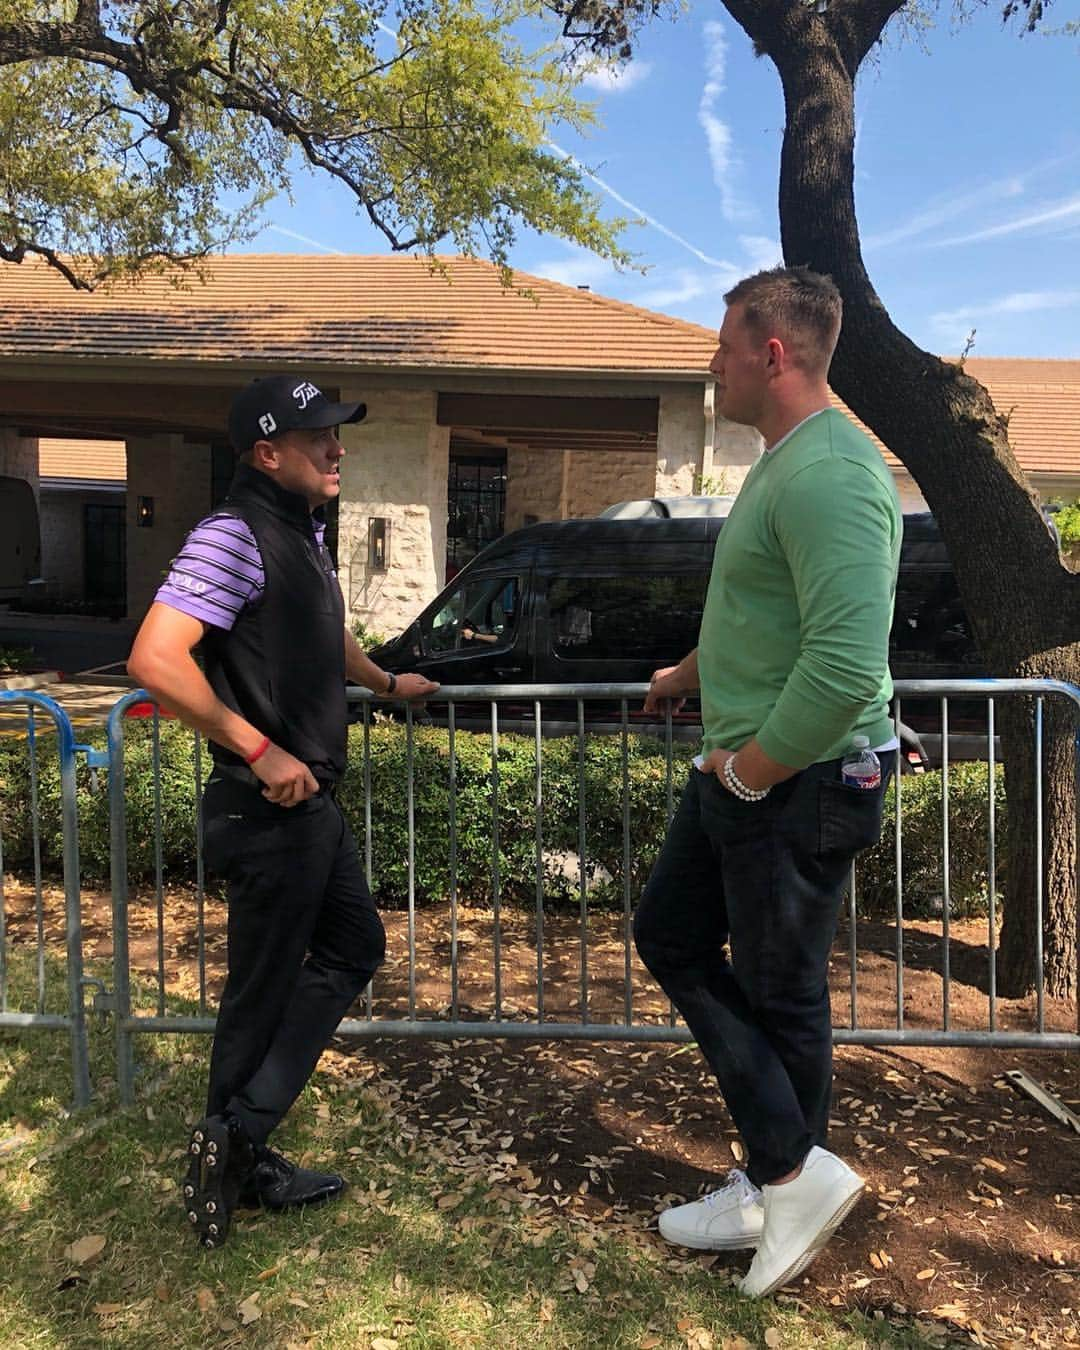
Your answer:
[0,1,628,288]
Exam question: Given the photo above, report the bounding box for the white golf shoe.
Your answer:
[658,1169,765,1250]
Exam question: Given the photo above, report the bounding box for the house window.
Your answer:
[84,503,126,612]
[447,452,506,571]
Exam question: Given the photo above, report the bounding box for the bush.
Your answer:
[856,762,1006,920]
[350,619,386,651]
[336,723,693,909]
[0,722,1005,919]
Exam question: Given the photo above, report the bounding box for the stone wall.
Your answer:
[125,435,210,620]
[504,444,656,527]
[337,387,450,640]
[39,489,122,600]
[0,430,40,502]
[505,444,564,531]
[563,449,656,518]
[654,385,708,496]
[709,414,763,495]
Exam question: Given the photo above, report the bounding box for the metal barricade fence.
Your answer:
[0,691,93,1107]
[95,677,1080,1105]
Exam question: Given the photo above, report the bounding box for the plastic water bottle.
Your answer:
[841,735,881,789]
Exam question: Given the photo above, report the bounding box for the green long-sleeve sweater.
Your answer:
[698,408,902,768]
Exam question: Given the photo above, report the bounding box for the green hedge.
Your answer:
[0,722,1005,917]
[857,762,1006,919]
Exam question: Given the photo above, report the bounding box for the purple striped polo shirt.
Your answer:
[155,512,332,630]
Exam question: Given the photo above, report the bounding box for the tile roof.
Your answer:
[38,438,126,483]
[831,357,1080,479]
[2,256,1077,478]
[0,254,717,376]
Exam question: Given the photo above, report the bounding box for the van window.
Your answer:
[549,574,708,662]
[423,574,520,654]
[890,567,974,670]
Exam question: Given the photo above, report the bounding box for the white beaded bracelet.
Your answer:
[723,755,770,802]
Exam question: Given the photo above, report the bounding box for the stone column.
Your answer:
[711,409,763,494]
[505,443,564,529]
[0,429,40,504]
[654,384,707,497]
[125,434,211,620]
[337,387,449,640]
[563,449,657,517]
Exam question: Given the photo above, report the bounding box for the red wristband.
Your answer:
[245,735,271,766]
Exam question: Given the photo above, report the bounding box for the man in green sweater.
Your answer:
[634,267,901,1298]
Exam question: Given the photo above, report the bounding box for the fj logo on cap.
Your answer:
[258,413,277,436]
[292,382,322,409]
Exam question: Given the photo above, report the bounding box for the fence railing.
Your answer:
[0,690,92,1106]
[2,678,1078,1107]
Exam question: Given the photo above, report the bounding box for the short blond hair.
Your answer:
[724,266,841,375]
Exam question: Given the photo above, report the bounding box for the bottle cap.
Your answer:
[852,734,870,749]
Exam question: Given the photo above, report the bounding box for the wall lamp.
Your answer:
[368,516,390,571]
[136,495,155,528]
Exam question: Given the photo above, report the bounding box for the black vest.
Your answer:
[202,464,347,783]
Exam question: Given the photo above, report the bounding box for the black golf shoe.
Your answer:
[237,1146,345,1212]
[181,1114,255,1249]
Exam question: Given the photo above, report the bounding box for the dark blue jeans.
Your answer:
[633,755,893,1187]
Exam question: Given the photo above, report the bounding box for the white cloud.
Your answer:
[935,194,1080,247]
[698,22,753,225]
[528,250,618,289]
[739,235,783,271]
[929,288,1080,350]
[579,60,653,94]
[263,224,342,254]
[931,289,1080,329]
[637,264,741,310]
[546,140,733,268]
[864,152,1080,251]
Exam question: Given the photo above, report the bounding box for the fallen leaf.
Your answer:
[437,1192,464,1210]
[371,1340,398,1350]
[916,1268,936,1281]
[196,1287,216,1313]
[93,1303,123,1316]
[764,1330,782,1349]
[64,1234,106,1265]
[238,1293,262,1325]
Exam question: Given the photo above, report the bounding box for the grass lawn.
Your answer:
[0,954,935,1350]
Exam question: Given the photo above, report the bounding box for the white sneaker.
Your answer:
[739,1146,864,1297]
[658,1169,765,1250]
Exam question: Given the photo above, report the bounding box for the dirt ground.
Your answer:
[4,882,1079,1346]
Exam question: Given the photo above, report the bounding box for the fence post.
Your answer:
[106,692,142,1104]
[0,691,90,1107]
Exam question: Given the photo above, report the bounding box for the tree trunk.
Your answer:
[721,0,1080,997]
[998,686,1078,999]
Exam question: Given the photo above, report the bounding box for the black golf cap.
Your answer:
[228,375,366,454]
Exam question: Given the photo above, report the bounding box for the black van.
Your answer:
[368,509,985,758]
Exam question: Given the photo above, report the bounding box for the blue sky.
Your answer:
[242,4,1080,358]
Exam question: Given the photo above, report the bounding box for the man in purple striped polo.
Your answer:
[128,375,438,1249]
